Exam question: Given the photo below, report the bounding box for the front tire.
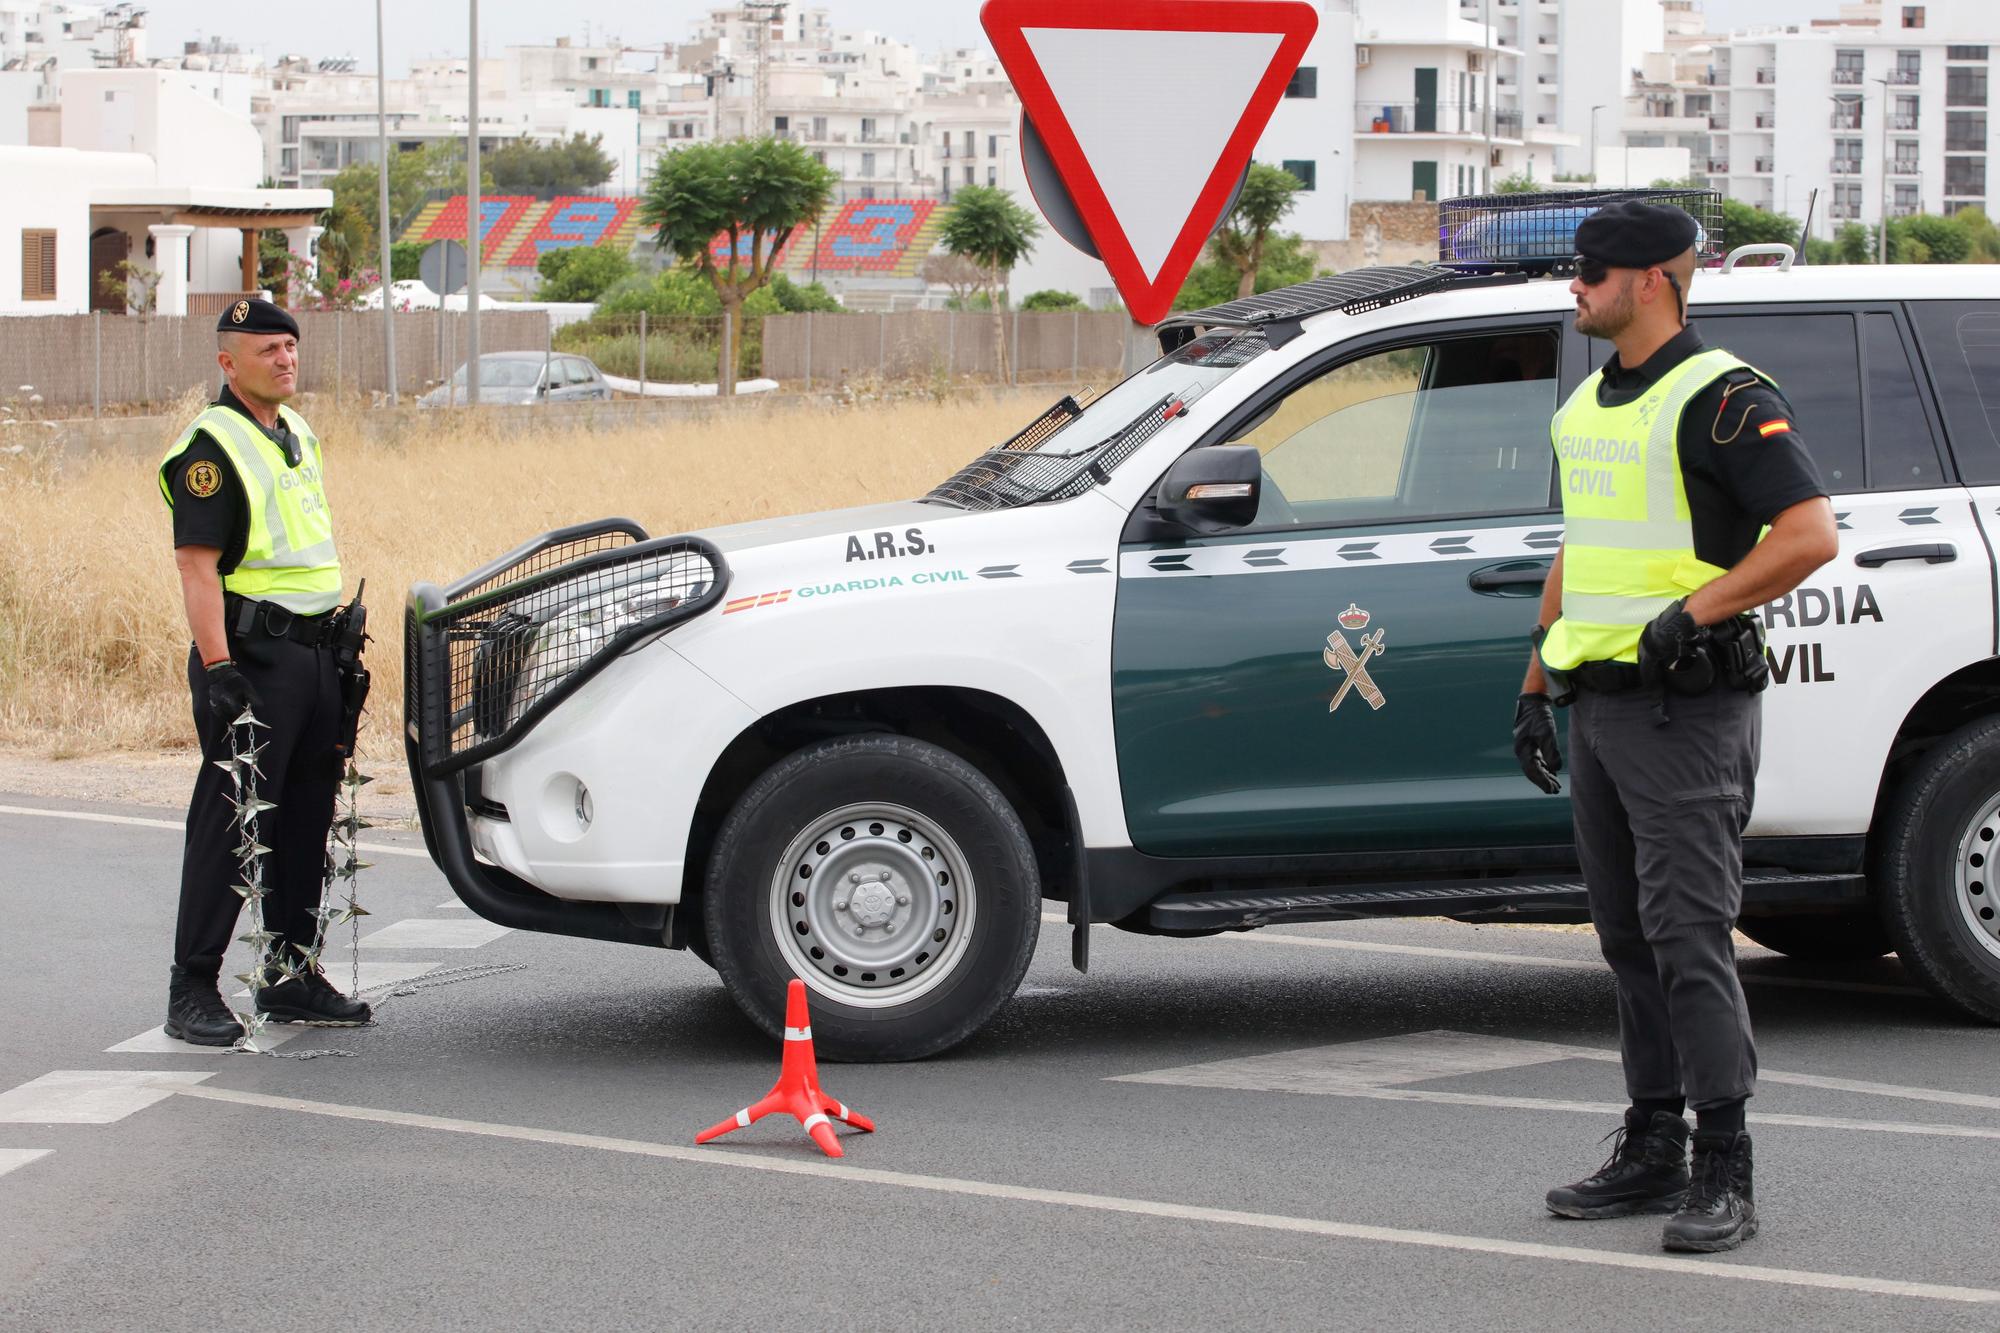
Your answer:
[1874,716,2000,1023]
[703,735,1041,1060]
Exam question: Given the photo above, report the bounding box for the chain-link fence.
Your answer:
[0,306,1134,415]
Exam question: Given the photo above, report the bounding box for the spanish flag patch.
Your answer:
[1758,418,1792,437]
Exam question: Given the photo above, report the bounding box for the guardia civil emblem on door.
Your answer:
[1323,603,1386,712]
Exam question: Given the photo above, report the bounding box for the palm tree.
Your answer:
[939,186,1041,381]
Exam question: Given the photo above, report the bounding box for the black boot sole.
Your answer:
[1547,1192,1685,1220]
[254,1004,371,1027]
[1663,1213,1759,1252]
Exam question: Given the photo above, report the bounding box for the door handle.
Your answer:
[1468,559,1551,595]
[1854,542,1956,567]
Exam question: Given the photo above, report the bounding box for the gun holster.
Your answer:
[326,590,371,759]
[1712,613,1770,694]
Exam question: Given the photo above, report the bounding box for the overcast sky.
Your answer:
[133,1,1861,75]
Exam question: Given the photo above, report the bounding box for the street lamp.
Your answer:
[374,0,397,403]
[1590,104,1604,182]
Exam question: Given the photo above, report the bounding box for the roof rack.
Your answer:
[1157,264,1526,352]
[1438,186,1725,274]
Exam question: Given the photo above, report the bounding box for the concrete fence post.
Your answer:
[1071,309,1080,384]
[804,311,814,392]
[1010,308,1020,386]
[878,311,888,377]
[335,310,343,409]
[638,310,648,397]
[543,312,553,408]
[947,311,957,377]
[92,311,102,419]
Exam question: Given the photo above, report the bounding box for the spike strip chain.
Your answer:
[217,705,282,1053]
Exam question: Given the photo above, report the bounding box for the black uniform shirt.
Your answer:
[1593,324,1828,570]
[168,386,302,576]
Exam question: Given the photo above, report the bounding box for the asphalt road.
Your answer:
[2,790,1997,1331]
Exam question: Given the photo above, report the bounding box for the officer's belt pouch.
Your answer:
[1529,625,1575,708]
[1713,614,1770,694]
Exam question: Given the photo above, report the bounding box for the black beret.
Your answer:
[216,297,300,338]
[1574,201,1700,268]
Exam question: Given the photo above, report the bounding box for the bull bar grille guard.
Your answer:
[406,518,730,777]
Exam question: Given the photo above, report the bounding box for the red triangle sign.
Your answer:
[981,0,1318,326]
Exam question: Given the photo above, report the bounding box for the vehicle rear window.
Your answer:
[1699,312,1864,491]
[1863,312,1946,490]
[1908,301,2000,484]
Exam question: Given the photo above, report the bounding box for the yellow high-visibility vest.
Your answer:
[159,403,342,615]
[1540,347,1761,670]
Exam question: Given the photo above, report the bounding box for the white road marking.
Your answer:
[0,1071,212,1124]
[359,919,510,950]
[0,803,426,859]
[1038,913,1925,998]
[1112,1031,2000,1140]
[0,1148,53,1179]
[169,1083,2000,1306]
[434,898,466,910]
[107,1025,303,1055]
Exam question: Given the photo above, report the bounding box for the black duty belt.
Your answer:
[226,595,334,648]
[1568,659,1646,693]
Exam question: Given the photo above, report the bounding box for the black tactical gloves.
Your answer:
[203,659,263,729]
[1638,598,1717,695]
[1513,692,1563,794]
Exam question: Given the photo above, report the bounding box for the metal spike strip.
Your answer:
[225,709,273,1052]
[338,759,371,1000]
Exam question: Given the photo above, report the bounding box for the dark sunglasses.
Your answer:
[1573,255,1611,285]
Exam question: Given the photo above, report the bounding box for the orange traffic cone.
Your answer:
[696,978,875,1158]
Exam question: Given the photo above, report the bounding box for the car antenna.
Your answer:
[1794,188,1818,265]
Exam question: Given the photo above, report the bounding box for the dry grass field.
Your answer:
[0,386,1059,769]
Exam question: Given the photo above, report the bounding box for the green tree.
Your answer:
[639,137,836,393]
[1493,172,1539,194]
[1953,207,2000,262]
[487,132,617,197]
[536,244,636,301]
[323,141,476,281]
[1210,162,1301,299]
[1021,289,1083,311]
[1720,198,1801,250]
[939,184,1042,376]
[390,240,426,282]
[1890,213,1973,264]
[1832,221,1874,264]
[1172,232,1316,311]
[768,273,841,312]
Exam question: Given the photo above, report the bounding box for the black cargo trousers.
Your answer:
[174,623,343,977]
[1568,683,1760,1111]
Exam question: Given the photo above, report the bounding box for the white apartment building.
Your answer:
[0,1,144,142]
[1680,1,1996,237]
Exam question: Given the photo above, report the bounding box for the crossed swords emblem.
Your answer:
[1323,623,1387,713]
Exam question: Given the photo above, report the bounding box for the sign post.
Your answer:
[980,0,1317,327]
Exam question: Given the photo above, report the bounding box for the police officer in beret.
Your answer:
[1512,202,1838,1251]
[158,298,372,1044]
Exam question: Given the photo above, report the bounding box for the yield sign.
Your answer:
[981,0,1317,325]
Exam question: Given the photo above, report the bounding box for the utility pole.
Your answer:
[467,0,482,404]
[1591,104,1604,182]
[1483,0,1494,191]
[374,0,397,403]
[1873,75,1890,264]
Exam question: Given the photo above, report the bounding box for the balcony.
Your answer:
[1890,159,1922,176]
[1831,157,1863,173]
[1754,111,1777,128]
[1753,156,1774,172]
[1889,69,1921,85]
[1890,203,1920,216]
[1831,114,1863,129]
[1891,112,1920,129]
[1755,67,1776,83]
[1831,201,1860,218]
[1707,157,1731,172]
[1833,68,1863,85]
[1355,102,1516,138]
[1708,114,1730,129]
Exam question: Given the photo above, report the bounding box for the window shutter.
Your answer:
[21,230,56,301]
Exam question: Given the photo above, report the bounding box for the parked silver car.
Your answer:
[420,351,614,407]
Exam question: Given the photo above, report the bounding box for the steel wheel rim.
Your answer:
[769,801,977,1008]
[1953,790,2000,961]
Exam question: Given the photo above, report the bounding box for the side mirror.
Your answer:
[1154,445,1262,534]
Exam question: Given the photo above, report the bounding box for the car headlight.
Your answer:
[505,574,710,726]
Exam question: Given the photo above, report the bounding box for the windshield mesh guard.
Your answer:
[924,394,1182,512]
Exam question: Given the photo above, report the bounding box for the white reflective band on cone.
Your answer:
[734,1108,751,1127]
[836,1102,848,1119]
[784,1026,812,1041]
[801,1113,830,1132]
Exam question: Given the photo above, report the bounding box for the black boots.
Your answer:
[1662,1132,1757,1253]
[165,965,244,1047]
[252,966,373,1026]
[1546,1109,1691,1219]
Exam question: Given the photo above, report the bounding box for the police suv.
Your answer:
[406,191,2000,1059]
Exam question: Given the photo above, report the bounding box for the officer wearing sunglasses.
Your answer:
[1511,202,1839,1252]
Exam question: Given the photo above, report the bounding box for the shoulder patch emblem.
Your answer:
[230,300,250,325]
[1757,418,1793,438]
[185,459,223,498]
